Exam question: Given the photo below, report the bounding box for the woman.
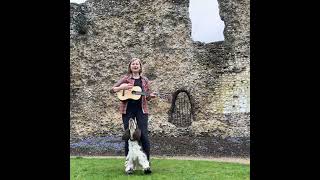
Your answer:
[110,58,156,166]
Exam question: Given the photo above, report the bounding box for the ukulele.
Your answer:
[116,86,170,101]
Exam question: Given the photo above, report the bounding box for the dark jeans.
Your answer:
[122,108,150,161]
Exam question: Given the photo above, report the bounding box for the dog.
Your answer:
[122,118,151,175]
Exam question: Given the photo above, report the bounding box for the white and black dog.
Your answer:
[122,118,151,175]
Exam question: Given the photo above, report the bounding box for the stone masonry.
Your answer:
[70,0,250,157]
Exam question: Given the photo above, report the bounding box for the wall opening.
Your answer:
[189,0,225,43]
[169,90,193,127]
[70,0,86,4]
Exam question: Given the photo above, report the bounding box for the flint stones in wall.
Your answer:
[70,0,250,143]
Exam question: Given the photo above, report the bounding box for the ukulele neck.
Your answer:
[132,91,149,96]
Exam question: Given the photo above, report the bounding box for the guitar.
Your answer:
[116,86,170,101]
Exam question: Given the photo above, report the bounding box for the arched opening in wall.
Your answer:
[189,0,225,43]
[169,90,193,127]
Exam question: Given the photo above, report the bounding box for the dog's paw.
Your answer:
[144,167,152,174]
[125,168,133,175]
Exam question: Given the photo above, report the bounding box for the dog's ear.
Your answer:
[122,129,130,141]
[133,128,141,141]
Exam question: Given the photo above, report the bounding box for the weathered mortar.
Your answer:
[70,0,250,157]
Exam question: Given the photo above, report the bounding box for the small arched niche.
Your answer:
[169,90,194,127]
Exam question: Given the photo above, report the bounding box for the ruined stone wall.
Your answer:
[191,0,250,138]
[70,0,250,157]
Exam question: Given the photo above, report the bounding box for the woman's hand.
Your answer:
[119,83,133,90]
[149,92,157,98]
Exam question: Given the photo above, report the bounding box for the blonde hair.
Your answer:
[128,58,143,75]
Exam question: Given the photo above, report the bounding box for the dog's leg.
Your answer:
[125,155,134,174]
[133,159,140,170]
[138,151,151,174]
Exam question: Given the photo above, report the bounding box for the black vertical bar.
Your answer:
[183,93,185,126]
[182,94,184,126]
[187,96,191,125]
[176,95,178,126]
[179,94,181,126]
[179,95,182,126]
[172,103,174,124]
[185,93,188,126]
[184,93,186,126]
[190,99,192,123]
[186,93,188,126]
[174,98,176,125]
[186,94,189,126]
[176,97,178,125]
[176,95,179,126]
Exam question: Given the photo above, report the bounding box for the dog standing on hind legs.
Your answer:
[122,118,152,175]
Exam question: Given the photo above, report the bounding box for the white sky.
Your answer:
[71,0,86,3]
[189,0,224,42]
[70,0,224,43]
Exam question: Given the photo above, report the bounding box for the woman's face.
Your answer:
[130,60,141,73]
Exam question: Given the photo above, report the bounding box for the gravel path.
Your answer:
[71,156,250,165]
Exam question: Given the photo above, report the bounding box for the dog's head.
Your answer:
[122,118,141,141]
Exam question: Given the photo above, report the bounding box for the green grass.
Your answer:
[70,157,250,180]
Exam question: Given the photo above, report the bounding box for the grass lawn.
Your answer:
[70,157,250,180]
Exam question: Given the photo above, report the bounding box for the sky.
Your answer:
[70,0,224,43]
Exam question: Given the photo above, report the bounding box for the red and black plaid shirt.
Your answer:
[111,74,152,114]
